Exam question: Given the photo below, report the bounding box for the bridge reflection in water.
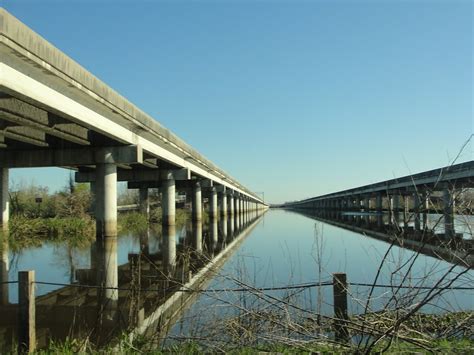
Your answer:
[0,210,265,350]
[289,208,473,269]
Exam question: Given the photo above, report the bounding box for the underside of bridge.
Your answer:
[0,8,268,323]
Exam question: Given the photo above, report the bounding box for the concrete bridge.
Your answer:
[0,8,268,328]
[0,212,264,348]
[282,161,474,239]
[293,209,473,268]
[0,8,267,231]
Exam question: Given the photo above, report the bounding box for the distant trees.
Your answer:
[9,174,91,219]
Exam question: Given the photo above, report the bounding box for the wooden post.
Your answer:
[333,272,349,343]
[18,270,35,354]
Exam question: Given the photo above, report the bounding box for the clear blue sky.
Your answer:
[3,0,473,204]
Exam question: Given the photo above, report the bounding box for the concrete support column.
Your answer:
[0,168,9,234]
[391,194,400,212]
[364,197,370,211]
[220,216,227,243]
[234,196,239,215]
[192,182,202,222]
[163,225,176,275]
[102,236,118,304]
[443,188,455,238]
[413,193,421,231]
[139,187,149,217]
[162,177,176,226]
[209,186,218,220]
[95,161,118,306]
[228,193,234,217]
[403,195,410,227]
[95,163,117,240]
[376,194,383,212]
[356,197,361,211]
[193,221,203,253]
[209,219,218,254]
[219,189,227,218]
[422,191,429,230]
[228,212,234,238]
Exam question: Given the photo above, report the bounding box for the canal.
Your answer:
[1,209,473,349]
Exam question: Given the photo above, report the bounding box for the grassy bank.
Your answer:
[2,208,194,251]
[10,308,469,354]
[26,334,474,354]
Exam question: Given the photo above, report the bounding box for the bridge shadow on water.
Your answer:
[287,208,473,269]
[0,211,265,351]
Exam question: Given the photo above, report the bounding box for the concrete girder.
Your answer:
[0,97,90,145]
[0,145,143,168]
[200,179,213,188]
[0,9,264,204]
[77,167,189,183]
[0,124,48,147]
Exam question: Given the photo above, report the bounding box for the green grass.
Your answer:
[25,337,473,354]
[2,207,194,252]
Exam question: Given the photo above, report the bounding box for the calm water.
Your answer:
[1,209,473,344]
[166,209,473,343]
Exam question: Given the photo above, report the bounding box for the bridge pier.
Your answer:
[391,194,400,213]
[219,187,227,218]
[422,191,429,230]
[413,192,421,231]
[347,198,353,211]
[192,181,202,222]
[228,212,234,237]
[209,186,218,221]
[376,194,382,212]
[95,162,117,241]
[403,194,410,228]
[163,224,176,276]
[220,215,227,244]
[227,191,234,218]
[94,158,119,311]
[0,168,8,234]
[162,172,176,226]
[139,187,149,217]
[234,196,240,230]
[364,197,370,212]
[443,187,455,238]
[354,197,360,211]
[209,219,218,254]
[193,220,203,253]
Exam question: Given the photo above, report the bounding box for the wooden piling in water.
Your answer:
[18,270,35,354]
[332,272,349,343]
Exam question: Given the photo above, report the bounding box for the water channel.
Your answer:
[0,209,472,349]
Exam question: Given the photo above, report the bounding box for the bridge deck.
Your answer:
[0,8,261,201]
